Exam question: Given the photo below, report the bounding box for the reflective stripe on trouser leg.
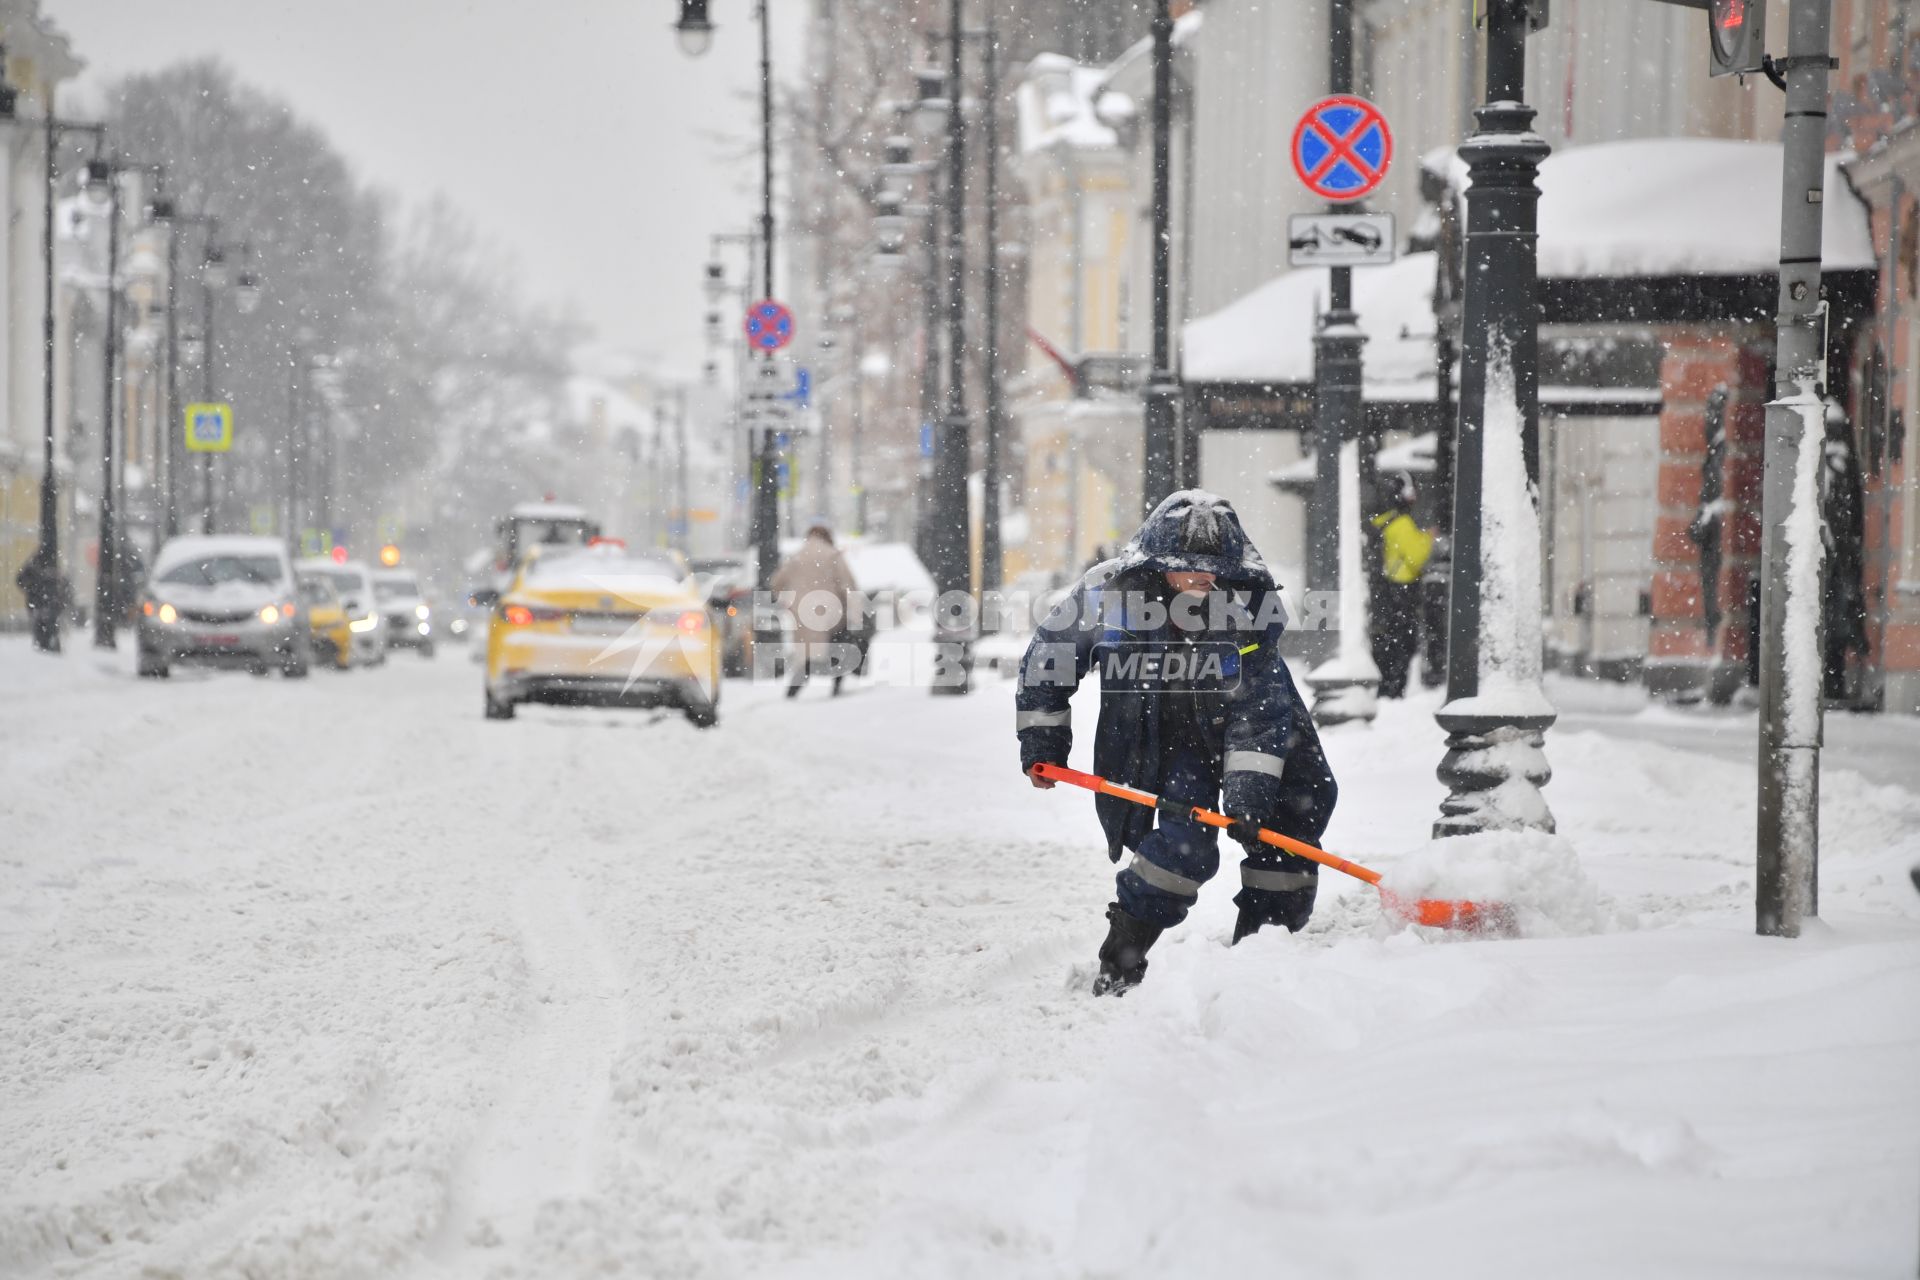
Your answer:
[1241,865,1318,892]
[1125,852,1204,898]
[1017,708,1072,729]
[1116,747,1223,929]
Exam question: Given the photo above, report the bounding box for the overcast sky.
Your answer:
[47,0,805,377]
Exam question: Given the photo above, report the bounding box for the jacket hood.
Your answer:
[1107,489,1275,590]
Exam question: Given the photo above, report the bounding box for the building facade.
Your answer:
[0,2,79,630]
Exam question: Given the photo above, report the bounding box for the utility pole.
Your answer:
[1139,0,1179,515]
[752,0,780,604]
[1755,0,1833,937]
[1304,0,1379,725]
[1433,0,1556,837]
[978,15,1006,591]
[928,0,973,695]
[91,159,123,651]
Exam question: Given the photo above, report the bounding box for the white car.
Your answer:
[372,568,436,657]
[296,558,387,666]
[138,535,307,678]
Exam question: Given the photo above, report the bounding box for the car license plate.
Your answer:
[571,615,633,638]
[208,633,240,646]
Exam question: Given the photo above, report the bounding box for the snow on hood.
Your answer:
[1104,490,1275,590]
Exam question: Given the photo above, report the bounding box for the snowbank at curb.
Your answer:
[1381,830,1613,937]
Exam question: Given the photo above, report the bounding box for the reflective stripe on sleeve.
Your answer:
[1223,749,1286,779]
[1016,709,1072,730]
[1241,866,1318,893]
[1124,852,1202,898]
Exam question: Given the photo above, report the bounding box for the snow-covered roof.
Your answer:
[509,501,591,521]
[1447,137,1878,279]
[1016,54,1120,156]
[566,375,652,435]
[1182,251,1438,393]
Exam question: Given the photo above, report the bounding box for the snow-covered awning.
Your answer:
[1182,251,1437,394]
[1466,137,1877,279]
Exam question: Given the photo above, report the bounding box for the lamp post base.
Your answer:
[1433,718,1555,838]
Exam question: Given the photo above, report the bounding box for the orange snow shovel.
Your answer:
[1030,762,1515,935]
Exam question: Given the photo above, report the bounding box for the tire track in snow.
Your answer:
[419,872,624,1271]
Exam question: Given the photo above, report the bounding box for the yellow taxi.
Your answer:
[296,570,355,670]
[483,540,720,726]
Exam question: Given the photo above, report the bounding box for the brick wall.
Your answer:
[1646,327,1771,699]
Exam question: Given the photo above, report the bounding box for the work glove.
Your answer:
[1221,770,1283,849]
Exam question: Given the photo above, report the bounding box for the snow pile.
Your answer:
[1383,830,1612,938]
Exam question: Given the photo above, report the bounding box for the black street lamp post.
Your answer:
[677,0,780,640]
[1433,0,1556,837]
[88,156,125,651]
[926,0,973,696]
[1140,0,1179,515]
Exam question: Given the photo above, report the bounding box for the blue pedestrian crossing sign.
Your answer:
[184,402,233,453]
[1290,96,1392,203]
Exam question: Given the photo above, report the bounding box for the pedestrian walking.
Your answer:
[1369,472,1435,699]
[1016,491,1339,996]
[770,523,862,698]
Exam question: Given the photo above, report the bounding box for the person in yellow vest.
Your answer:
[1370,472,1435,698]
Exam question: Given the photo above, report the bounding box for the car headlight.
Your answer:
[350,615,379,633]
[259,605,281,625]
[150,601,177,625]
[415,604,430,620]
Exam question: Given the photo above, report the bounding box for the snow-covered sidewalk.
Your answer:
[2,638,1917,1278]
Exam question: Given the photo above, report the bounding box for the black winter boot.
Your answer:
[1092,903,1164,996]
[1231,907,1266,945]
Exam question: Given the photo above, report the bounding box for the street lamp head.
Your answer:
[233,271,263,315]
[702,260,727,304]
[201,245,229,289]
[873,186,911,247]
[674,0,715,56]
[0,44,17,120]
[911,67,949,138]
[178,330,206,369]
[84,159,115,204]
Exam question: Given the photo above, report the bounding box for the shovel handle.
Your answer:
[1029,762,1382,888]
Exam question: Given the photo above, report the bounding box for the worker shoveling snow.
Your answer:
[1381,830,1615,938]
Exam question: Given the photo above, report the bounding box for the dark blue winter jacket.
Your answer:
[1016,491,1338,860]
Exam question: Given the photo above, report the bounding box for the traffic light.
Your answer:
[1707,0,1765,78]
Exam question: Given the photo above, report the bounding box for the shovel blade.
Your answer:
[1386,892,1518,936]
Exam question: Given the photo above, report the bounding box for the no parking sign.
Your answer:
[1291,96,1393,203]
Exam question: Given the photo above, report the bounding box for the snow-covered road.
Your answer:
[4,638,1918,1278]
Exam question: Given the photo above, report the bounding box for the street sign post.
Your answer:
[1288,212,1397,268]
[744,299,795,353]
[183,402,233,453]
[1290,96,1393,203]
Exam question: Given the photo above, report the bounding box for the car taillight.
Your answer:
[503,604,535,626]
[142,600,155,617]
[677,610,707,635]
